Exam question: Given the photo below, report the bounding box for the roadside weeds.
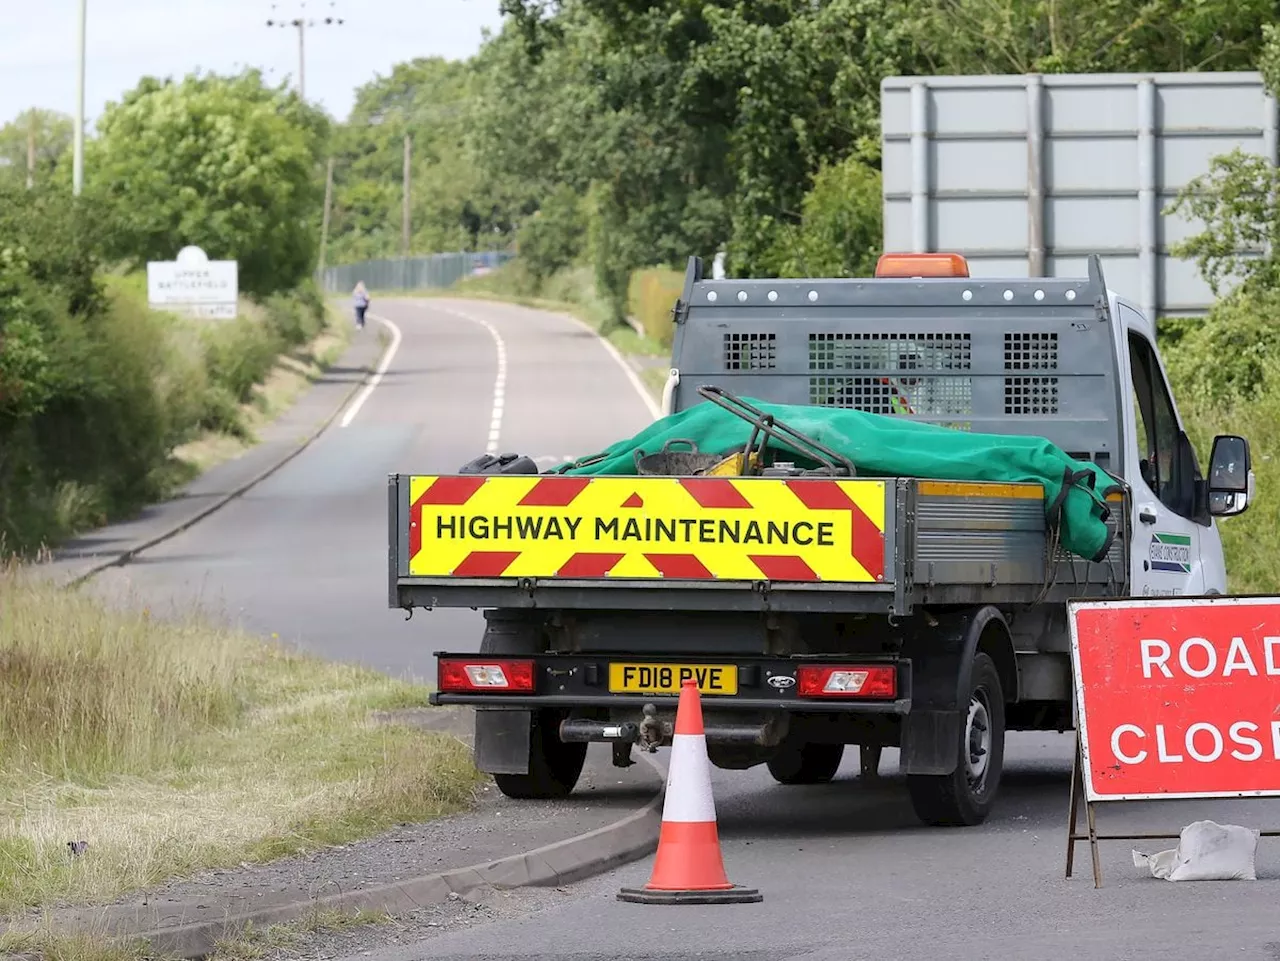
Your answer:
[0,568,482,920]
[0,908,388,961]
[170,307,353,477]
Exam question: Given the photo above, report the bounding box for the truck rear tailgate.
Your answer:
[388,473,1127,615]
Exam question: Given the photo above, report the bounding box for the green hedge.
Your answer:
[628,269,683,348]
[1160,290,1280,595]
[0,186,329,556]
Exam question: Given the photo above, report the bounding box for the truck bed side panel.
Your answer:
[912,482,1129,602]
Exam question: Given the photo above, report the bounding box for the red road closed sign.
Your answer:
[1068,596,1280,802]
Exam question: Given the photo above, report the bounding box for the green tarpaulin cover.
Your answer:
[553,398,1123,563]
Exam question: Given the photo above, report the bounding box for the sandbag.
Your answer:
[1132,820,1259,881]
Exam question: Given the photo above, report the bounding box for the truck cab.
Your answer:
[391,251,1255,828]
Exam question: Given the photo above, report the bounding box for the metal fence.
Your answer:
[320,250,515,294]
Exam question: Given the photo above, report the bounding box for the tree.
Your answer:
[760,157,883,278]
[1165,23,1280,298]
[328,57,515,263]
[84,70,329,296]
[1158,22,1280,403]
[338,0,1279,298]
[905,0,1278,76]
[0,109,73,188]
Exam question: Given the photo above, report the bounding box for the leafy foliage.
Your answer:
[84,70,329,297]
[758,157,882,278]
[1158,24,1280,407]
[0,109,73,188]
[332,0,1276,307]
[1165,151,1280,297]
[0,182,328,555]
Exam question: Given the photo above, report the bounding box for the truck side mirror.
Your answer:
[1207,434,1254,517]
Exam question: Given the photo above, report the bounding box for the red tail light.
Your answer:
[438,658,536,693]
[796,665,896,699]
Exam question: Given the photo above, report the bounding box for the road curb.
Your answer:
[76,759,666,959]
[59,319,384,590]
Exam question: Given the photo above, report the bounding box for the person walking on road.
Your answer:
[352,282,370,329]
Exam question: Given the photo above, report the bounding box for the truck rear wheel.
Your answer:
[478,612,587,800]
[766,741,845,785]
[492,708,587,800]
[906,652,1005,827]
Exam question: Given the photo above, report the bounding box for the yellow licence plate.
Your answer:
[608,662,739,696]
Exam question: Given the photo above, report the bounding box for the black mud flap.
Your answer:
[474,707,532,775]
[899,708,962,776]
[898,605,1011,777]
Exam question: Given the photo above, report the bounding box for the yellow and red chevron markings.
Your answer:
[406,474,888,583]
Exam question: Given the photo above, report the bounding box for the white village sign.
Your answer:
[147,246,238,319]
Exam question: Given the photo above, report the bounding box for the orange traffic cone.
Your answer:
[617,679,762,904]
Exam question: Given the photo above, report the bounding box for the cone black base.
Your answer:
[616,884,763,905]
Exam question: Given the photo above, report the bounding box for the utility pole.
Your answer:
[318,156,335,275]
[402,133,411,256]
[73,0,86,195]
[26,112,36,189]
[266,2,345,100]
[297,19,306,99]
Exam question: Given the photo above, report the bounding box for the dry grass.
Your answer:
[0,927,153,961]
[0,567,482,919]
[171,310,352,475]
[208,907,390,961]
[628,268,684,348]
[0,908,388,961]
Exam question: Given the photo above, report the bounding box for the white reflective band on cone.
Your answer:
[661,733,718,823]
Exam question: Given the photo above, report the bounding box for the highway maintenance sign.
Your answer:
[404,474,887,583]
[1068,595,1280,803]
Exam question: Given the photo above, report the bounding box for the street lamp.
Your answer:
[266,1,345,101]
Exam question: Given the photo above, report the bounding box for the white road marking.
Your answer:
[339,312,403,428]
[434,298,661,424]
[431,304,509,456]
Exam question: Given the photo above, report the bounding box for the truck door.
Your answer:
[1123,323,1205,597]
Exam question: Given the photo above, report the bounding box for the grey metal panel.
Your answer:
[669,271,1120,467]
[387,475,399,608]
[1015,651,1072,701]
[394,581,899,615]
[881,71,1278,318]
[914,496,1045,585]
[912,486,1128,591]
[396,475,411,578]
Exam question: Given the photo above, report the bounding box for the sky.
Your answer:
[0,0,507,129]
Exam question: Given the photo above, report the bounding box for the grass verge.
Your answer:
[208,907,390,961]
[0,908,389,961]
[168,305,353,476]
[0,566,482,921]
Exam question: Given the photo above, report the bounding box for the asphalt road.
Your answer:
[91,296,655,683]
[86,297,1280,961]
